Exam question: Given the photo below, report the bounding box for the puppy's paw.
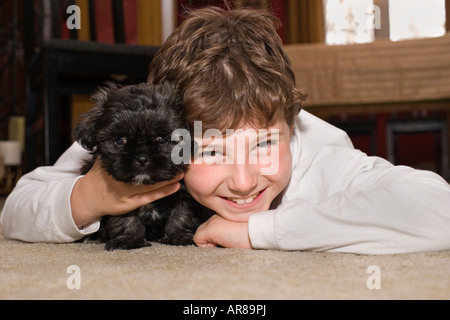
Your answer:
[159,233,195,246]
[105,238,152,251]
[78,233,104,244]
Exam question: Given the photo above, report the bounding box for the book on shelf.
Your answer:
[137,0,162,46]
[76,0,91,41]
[92,0,115,43]
[112,0,126,43]
[120,0,139,44]
[40,0,297,47]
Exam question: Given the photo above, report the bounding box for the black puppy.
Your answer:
[73,82,202,250]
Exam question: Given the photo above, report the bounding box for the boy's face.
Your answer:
[184,119,293,222]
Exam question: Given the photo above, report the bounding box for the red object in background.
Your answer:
[349,134,373,156]
[394,131,440,172]
[122,0,138,44]
[93,0,115,43]
[270,0,287,43]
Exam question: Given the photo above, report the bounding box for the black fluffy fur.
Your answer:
[73,82,205,250]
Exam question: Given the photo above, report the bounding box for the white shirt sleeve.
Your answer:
[249,112,450,254]
[0,143,100,242]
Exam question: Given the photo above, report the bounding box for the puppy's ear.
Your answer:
[73,107,101,152]
[73,82,118,151]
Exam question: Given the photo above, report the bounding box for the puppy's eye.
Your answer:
[114,137,127,146]
[156,136,168,144]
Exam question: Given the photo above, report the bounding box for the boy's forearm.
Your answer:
[0,142,99,242]
[70,175,103,227]
[1,172,97,242]
[249,167,450,254]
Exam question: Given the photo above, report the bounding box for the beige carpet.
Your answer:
[1,198,449,300]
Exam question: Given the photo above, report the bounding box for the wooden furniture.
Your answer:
[26,39,159,170]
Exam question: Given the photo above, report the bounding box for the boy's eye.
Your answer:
[202,150,219,157]
[114,137,127,146]
[257,140,272,148]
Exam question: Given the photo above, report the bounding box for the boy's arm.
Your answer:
[0,143,97,242]
[1,142,184,243]
[249,152,450,255]
[194,214,251,248]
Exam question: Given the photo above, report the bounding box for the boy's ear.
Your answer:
[72,82,117,151]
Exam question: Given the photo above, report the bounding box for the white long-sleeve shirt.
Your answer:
[1,111,450,254]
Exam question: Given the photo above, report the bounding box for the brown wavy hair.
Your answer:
[147,7,305,132]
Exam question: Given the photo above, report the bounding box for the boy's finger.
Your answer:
[126,173,184,194]
[196,243,217,248]
[131,181,181,206]
[193,224,217,247]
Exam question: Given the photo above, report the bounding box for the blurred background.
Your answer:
[0,0,449,195]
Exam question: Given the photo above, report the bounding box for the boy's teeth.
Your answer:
[228,192,259,205]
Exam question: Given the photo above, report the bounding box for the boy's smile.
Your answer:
[223,189,263,205]
[184,120,293,222]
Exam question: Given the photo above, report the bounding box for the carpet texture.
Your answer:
[1,233,450,300]
[1,199,449,300]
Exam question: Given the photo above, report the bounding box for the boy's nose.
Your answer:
[227,164,258,195]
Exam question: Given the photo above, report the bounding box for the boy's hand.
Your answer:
[71,160,182,227]
[193,214,252,249]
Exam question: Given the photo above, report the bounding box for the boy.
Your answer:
[1,8,450,254]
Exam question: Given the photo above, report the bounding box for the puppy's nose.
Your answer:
[136,155,149,166]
